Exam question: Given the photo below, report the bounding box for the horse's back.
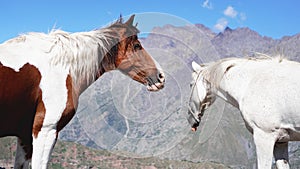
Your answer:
[0,33,53,65]
[247,60,300,101]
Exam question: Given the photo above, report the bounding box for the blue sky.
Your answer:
[1,0,299,42]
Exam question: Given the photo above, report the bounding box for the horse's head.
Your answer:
[188,61,216,131]
[103,15,165,91]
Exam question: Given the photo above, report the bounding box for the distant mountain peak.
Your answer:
[224,26,233,32]
[195,23,216,38]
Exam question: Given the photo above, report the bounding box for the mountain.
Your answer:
[276,34,300,61]
[212,27,278,58]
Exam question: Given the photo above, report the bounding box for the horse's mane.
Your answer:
[201,54,286,90]
[3,17,139,84]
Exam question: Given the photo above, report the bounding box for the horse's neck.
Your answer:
[64,31,117,95]
[71,59,111,97]
[215,59,252,108]
[215,89,239,108]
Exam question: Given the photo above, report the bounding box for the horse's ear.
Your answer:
[118,14,124,23]
[125,14,135,26]
[192,61,202,72]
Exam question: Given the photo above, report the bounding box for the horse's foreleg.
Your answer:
[253,129,276,169]
[274,142,290,169]
[31,128,57,169]
[14,138,31,169]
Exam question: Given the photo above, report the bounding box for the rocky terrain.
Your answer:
[0,137,230,169]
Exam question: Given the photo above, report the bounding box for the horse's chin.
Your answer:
[146,82,164,91]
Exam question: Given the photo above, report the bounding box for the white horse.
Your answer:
[188,55,300,169]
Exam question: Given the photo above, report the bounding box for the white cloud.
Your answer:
[224,6,238,18]
[212,5,247,32]
[214,18,228,32]
[202,0,213,9]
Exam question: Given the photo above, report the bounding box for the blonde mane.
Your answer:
[47,28,118,84]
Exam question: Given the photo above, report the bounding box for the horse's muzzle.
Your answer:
[188,109,200,132]
[146,72,165,91]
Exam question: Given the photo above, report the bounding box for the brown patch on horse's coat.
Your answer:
[0,62,42,158]
[0,63,42,135]
[32,90,45,138]
[56,75,78,132]
[114,34,157,85]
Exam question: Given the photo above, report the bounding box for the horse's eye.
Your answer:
[134,43,142,50]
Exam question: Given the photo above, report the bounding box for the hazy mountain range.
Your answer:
[58,23,300,168]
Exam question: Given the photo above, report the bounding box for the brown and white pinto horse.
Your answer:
[0,15,165,169]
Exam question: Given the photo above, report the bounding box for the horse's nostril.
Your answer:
[158,72,165,82]
[159,73,163,79]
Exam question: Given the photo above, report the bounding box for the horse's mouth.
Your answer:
[146,81,164,91]
[145,73,165,91]
[188,109,201,131]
